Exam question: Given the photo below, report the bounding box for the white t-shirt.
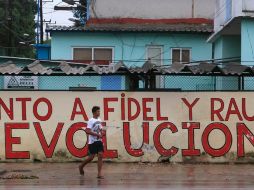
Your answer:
[87,118,103,144]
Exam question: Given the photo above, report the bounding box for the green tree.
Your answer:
[73,0,87,26]
[0,0,37,58]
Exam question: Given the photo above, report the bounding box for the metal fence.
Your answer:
[1,75,254,91]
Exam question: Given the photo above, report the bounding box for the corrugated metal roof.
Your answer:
[0,61,24,74]
[129,62,254,76]
[47,18,214,33]
[0,57,253,76]
[47,23,213,33]
[222,63,253,75]
[28,61,53,75]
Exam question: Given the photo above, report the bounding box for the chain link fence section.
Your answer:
[243,77,254,91]
[0,75,253,91]
[0,75,126,91]
[162,76,241,91]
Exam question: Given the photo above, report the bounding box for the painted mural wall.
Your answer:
[1,91,254,163]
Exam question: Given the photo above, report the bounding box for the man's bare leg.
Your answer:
[97,152,103,178]
[79,155,95,175]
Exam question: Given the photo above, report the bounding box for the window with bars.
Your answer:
[73,47,113,65]
[172,48,191,64]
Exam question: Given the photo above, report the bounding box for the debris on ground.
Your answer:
[0,174,39,180]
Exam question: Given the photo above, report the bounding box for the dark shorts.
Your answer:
[88,141,104,155]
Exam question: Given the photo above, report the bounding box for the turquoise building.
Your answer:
[208,0,254,90]
[46,18,214,90]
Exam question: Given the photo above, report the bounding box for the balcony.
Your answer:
[213,0,254,34]
[242,0,254,13]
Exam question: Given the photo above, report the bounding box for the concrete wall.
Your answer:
[89,0,216,19]
[2,91,254,163]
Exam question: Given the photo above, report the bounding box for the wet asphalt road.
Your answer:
[0,163,254,189]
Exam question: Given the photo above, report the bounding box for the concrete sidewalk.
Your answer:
[0,163,254,189]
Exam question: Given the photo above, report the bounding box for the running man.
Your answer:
[79,106,105,178]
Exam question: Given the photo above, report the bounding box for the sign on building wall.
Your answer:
[4,76,38,89]
[0,91,254,163]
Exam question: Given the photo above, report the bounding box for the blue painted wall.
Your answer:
[223,36,241,58]
[242,19,254,65]
[214,37,223,59]
[50,31,213,90]
[241,19,254,90]
[213,35,241,91]
[214,35,241,59]
[35,44,51,60]
[51,32,212,66]
[101,76,122,90]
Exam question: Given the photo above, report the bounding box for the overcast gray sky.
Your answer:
[43,0,73,26]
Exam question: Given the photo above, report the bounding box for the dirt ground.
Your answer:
[1,163,254,190]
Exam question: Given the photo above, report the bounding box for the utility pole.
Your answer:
[40,0,43,44]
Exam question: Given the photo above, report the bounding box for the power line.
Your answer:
[44,10,57,14]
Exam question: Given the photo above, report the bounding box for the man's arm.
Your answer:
[86,128,102,138]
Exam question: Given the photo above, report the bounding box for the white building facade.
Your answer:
[89,0,216,19]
